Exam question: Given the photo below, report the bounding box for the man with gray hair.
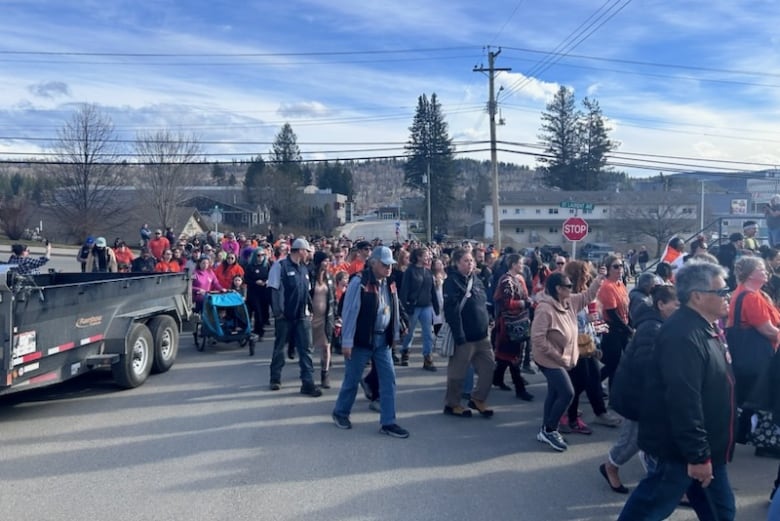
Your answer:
[618,261,736,521]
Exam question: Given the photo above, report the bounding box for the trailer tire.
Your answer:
[149,315,179,374]
[112,323,154,389]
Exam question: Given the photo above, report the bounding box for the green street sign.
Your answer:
[560,201,594,211]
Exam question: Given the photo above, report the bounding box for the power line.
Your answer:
[502,0,632,98]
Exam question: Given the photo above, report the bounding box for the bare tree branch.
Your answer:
[134,130,204,230]
[51,104,126,238]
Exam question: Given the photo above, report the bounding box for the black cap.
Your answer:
[355,240,371,250]
[729,232,744,242]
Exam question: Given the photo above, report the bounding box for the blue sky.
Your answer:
[2,0,780,176]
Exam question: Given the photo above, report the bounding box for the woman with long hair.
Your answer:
[561,260,621,435]
[492,253,534,401]
[531,266,606,452]
[598,254,632,392]
[310,251,336,389]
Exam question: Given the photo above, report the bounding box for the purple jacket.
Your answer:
[192,268,223,303]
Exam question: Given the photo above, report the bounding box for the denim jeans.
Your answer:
[609,418,639,467]
[769,487,780,521]
[333,333,397,427]
[270,317,314,386]
[618,455,735,521]
[770,228,780,248]
[539,366,574,431]
[401,305,434,357]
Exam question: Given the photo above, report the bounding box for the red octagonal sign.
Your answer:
[562,216,589,241]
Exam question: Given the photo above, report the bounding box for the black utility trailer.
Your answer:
[0,267,191,396]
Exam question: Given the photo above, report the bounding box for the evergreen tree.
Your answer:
[243,156,266,204]
[404,93,457,234]
[316,161,354,197]
[270,123,306,185]
[576,97,615,190]
[538,86,581,190]
[537,87,617,190]
[211,163,226,185]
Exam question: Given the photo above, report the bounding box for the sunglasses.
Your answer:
[695,287,731,297]
[559,283,573,289]
[556,262,565,266]
[611,264,622,269]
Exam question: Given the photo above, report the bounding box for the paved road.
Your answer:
[339,219,411,244]
[0,330,776,521]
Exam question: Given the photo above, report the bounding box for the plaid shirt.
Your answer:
[7,254,50,275]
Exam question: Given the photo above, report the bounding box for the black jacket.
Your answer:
[443,267,490,345]
[399,265,439,315]
[637,306,736,466]
[610,306,664,420]
[716,243,738,289]
[628,288,652,327]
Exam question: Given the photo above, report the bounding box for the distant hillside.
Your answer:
[346,158,543,213]
[0,157,543,215]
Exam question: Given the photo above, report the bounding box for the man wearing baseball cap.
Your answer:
[268,237,322,396]
[332,246,410,438]
[347,240,372,275]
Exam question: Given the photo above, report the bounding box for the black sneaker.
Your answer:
[380,424,409,439]
[332,413,352,429]
[269,382,281,391]
[536,428,568,452]
[300,384,323,397]
[400,353,409,367]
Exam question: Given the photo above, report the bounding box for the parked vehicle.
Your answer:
[577,242,614,262]
[0,267,191,397]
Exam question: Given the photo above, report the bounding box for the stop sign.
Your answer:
[562,217,589,241]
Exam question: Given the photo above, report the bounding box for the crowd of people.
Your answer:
[20,218,780,519]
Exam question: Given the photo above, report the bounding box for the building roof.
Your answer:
[496,190,699,206]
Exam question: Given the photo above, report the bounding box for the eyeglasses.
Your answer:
[695,287,731,297]
[611,264,622,269]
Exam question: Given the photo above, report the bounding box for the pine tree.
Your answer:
[271,123,306,185]
[537,87,617,190]
[404,93,457,234]
[538,86,581,190]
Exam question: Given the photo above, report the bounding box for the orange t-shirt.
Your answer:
[727,285,780,330]
[347,259,365,276]
[597,279,629,324]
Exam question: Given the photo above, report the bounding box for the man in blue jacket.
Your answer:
[332,246,409,438]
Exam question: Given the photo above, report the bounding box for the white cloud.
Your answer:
[28,81,70,99]
[277,101,333,118]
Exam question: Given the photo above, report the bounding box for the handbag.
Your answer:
[577,332,597,358]
[726,291,775,378]
[504,313,531,342]
[434,277,473,358]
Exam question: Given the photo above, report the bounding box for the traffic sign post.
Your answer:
[562,216,589,259]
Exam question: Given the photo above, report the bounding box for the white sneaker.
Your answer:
[536,428,568,452]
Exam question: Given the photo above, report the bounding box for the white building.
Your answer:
[484,190,699,249]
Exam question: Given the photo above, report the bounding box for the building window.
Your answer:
[549,227,559,233]
[535,209,541,214]
[682,208,693,214]
[583,209,593,215]
[502,209,508,214]
[569,209,575,215]
[548,208,559,214]
[602,209,608,214]
[515,208,523,214]
[515,228,525,233]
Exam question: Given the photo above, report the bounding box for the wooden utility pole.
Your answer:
[474,48,511,252]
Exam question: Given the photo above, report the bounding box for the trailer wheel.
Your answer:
[112,323,154,389]
[149,315,179,374]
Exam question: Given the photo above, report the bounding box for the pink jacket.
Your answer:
[530,281,601,370]
[192,268,223,304]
